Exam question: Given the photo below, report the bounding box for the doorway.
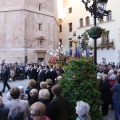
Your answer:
[38,58,44,63]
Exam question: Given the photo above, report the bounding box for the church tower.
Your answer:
[0,0,58,64]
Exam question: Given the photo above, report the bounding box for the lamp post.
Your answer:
[82,0,109,65]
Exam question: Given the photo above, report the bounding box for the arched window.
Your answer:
[80,18,83,27]
[86,16,90,26]
[106,10,112,21]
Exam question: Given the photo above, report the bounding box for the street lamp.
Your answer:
[82,0,109,65]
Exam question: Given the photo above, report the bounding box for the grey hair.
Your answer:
[103,74,108,81]
[76,101,90,116]
[8,106,25,120]
[30,89,38,98]
[39,89,50,100]
[108,70,114,76]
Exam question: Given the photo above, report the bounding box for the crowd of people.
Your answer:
[0,62,91,120]
[0,62,64,93]
[97,62,120,120]
[1,61,120,120]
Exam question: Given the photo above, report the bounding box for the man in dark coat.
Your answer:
[37,65,45,89]
[29,64,37,81]
[2,66,11,92]
[44,65,51,81]
[50,65,57,85]
[38,65,45,82]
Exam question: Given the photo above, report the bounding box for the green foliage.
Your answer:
[82,30,89,41]
[102,28,109,35]
[59,58,102,120]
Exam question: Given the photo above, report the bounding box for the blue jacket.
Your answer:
[111,82,120,101]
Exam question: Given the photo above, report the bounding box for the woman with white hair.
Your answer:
[38,89,53,119]
[29,89,39,106]
[75,101,91,120]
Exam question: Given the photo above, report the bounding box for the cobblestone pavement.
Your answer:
[0,79,115,120]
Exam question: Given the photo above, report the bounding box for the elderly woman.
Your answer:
[51,84,69,120]
[39,89,53,119]
[40,81,47,89]
[25,79,37,101]
[111,74,120,120]
[30,102,50,120]
[29,89,39,106]
[75,101,91,120]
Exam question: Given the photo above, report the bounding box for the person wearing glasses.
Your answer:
[30,102,50,120]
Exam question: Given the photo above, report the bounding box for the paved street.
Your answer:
[0,79,29,102]
[0,79,115,120]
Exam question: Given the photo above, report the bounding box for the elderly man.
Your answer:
[5,87,29,120]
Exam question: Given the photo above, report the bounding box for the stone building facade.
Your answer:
[0,0,58,64]
[58,0,120,64]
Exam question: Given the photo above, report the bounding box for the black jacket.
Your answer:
[51,95,69,120]
[44,70,51,81]
[29,68,37,80]
[2,70,10,82]
[100,80,112,104]
[38,70,45,83]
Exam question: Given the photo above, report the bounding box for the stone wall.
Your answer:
[0,0,24,11]
[25,11,58,63]
[0,0,58,64]
[0,11,25,48]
